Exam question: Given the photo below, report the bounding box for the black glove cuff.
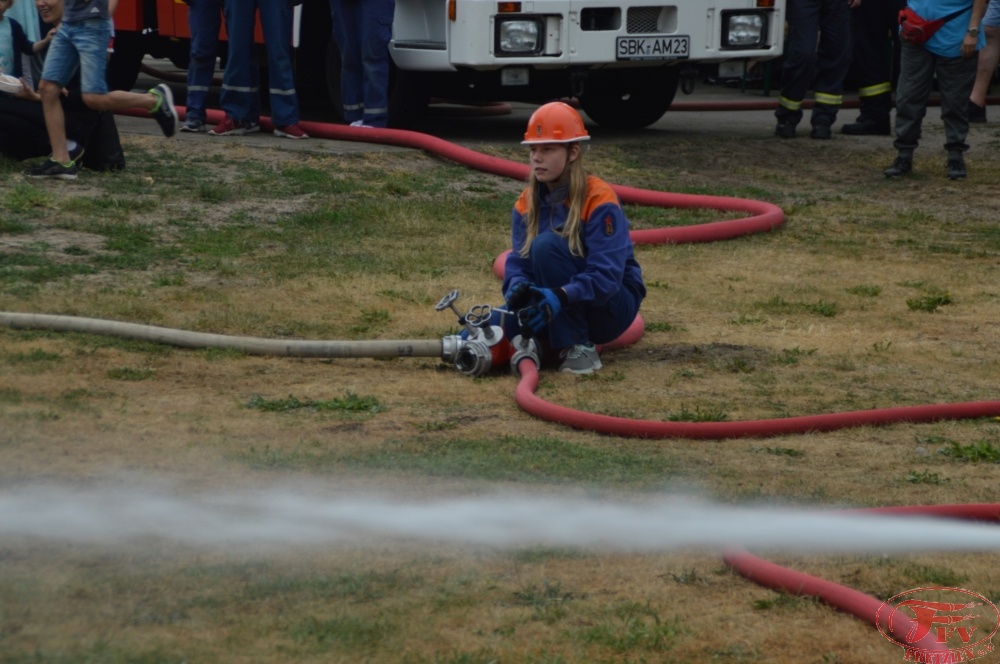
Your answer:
[556,288,569,307]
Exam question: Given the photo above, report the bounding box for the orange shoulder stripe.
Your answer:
[514,187,532,215]
[581,176,620,221]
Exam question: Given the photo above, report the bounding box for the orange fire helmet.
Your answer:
[521,102,591,145]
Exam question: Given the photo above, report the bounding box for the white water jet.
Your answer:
[0,482,997,554]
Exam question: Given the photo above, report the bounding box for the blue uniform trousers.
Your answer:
[185,0,222,124]
[848,0,904,124]
[328,0,394,127]
[776,0,853,127]
[499,233,643,350]
[219,0,299,126]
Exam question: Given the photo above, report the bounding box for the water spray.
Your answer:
[1,484,997,555]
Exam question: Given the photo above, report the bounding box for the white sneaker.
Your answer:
[559,343,602,374]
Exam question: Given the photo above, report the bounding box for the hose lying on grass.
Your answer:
[6,108,999,653]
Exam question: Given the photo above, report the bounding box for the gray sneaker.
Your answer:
[180,118,207,133]
[559,343,602,374]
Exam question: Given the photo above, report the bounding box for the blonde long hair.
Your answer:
[519,145,589,258]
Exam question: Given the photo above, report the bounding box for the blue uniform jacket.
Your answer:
[504,175,646,306]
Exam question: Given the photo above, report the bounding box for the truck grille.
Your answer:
[627,7,664,34]
[579,6,668,33]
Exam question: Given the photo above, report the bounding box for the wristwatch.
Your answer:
[968,27,980,37]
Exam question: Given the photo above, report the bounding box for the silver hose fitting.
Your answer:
[437,290,509,377]
[454,338,494,377]
[509,335,540,377]
[441,335,463,366]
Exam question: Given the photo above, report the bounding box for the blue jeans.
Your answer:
[329,0,394,127]
[219,0,299,126]
[500,233,644,350]
[41,19,110,95]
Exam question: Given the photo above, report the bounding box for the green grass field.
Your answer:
[2,118,1000,663]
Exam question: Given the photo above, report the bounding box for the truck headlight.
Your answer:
[721,11,768,49]
[496,18,543,55]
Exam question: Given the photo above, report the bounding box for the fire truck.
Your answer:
[109,0,784,130]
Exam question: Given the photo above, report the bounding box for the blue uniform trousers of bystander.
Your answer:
[219,0,299,127]
[328,0,394,127]
[777,0,853,127]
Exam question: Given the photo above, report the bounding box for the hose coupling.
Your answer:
[453,338,494,377]
[509,334,540,377]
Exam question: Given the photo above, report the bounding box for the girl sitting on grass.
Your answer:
[502,102,646,375]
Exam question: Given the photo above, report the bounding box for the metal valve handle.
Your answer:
[466,304,491,325]
[435,289,461,313]
[466,305,496,339]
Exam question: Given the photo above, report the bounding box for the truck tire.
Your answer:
[387,67,429,129]
[579,66,681,130]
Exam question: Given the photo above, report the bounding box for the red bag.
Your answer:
[898,5,969,45]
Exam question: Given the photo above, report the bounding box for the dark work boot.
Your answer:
[775,120,797,139]
[842,117,891,135]
[810,124,832,140]
[947,156,967,180]
[884,155,913,178]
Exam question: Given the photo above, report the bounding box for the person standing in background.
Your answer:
[775,0,860,139]
[968,0,999,121]
[328,0,394,128]
[210,0,306,138]
[180,0,225,132]
[884,0,987,179]
[842,0,905,135]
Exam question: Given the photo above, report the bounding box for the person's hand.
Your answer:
[962,31,978,59]
[524,287,563,333]
[504,282,532,310]
[14,78,36,101]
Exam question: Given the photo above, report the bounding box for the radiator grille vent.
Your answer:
[627,7,663,34]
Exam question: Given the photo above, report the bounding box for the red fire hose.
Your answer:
[123,104,1000,439]
[725,504,1000,654]
[116,105,1000,651]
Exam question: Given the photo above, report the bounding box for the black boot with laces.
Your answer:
[884,155,913,178]
[947,157,967,180]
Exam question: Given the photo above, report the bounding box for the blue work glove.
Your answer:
[524,287,565,334]
[504,282,533,311]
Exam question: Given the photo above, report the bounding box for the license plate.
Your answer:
[616,35,690,61]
